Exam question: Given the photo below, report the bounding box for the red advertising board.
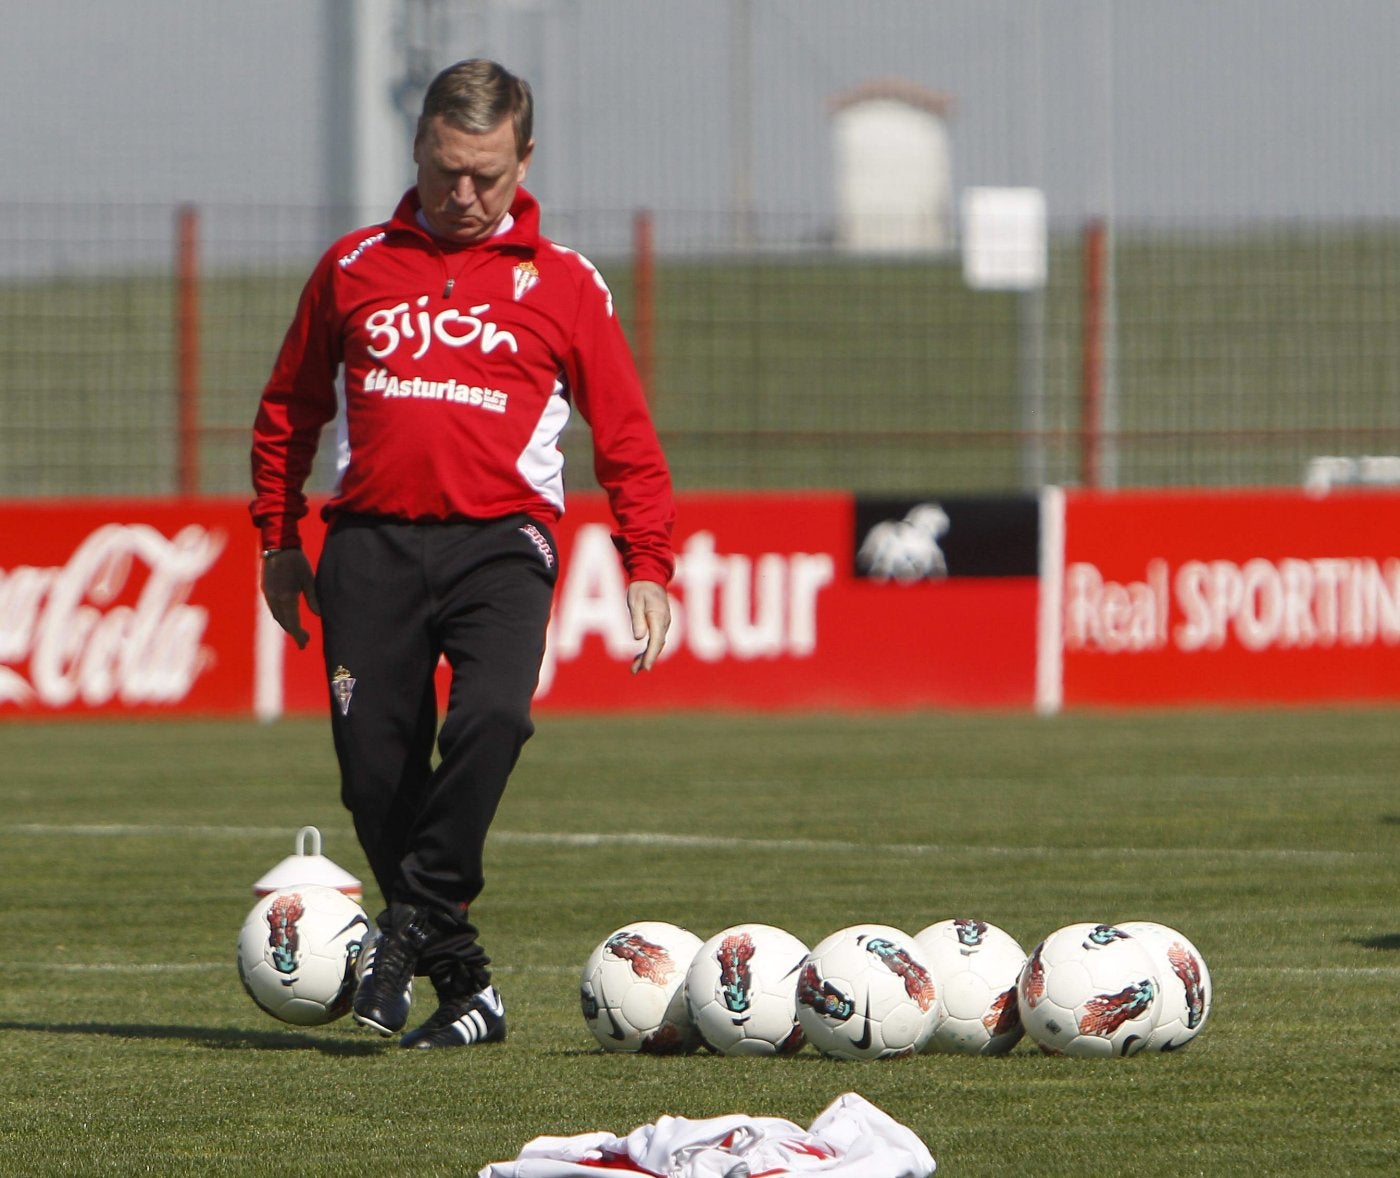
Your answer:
[1053,489,1400,706]
[0,493,1039,720]
[7,489,1398,718]
[0,500,256,716]
[278,492,1038,714]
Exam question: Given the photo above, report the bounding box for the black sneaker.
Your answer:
[352,906,433,1036]
[400,985,507,1049]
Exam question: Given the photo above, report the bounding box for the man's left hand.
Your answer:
[627,580,671,674]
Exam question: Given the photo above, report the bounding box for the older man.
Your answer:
[250,59,674,1049]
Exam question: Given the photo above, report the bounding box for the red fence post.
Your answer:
[175,204,201,497]
[1080,218,1106,489]
[633,209,656,408]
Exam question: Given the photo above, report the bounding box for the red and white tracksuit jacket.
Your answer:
[250,186,674,585]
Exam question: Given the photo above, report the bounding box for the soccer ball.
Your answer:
[795,924,939,1059]
[579,921,703,1054]
[237,884,371,1026]
[914,918,1026,1055]
[685,924,809,1056]
[1118,920,1212,1051]
[1017,922,1161,1057]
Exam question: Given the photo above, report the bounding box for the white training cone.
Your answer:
[252,825,362,901]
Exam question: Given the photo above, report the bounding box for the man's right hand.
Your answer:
[261,548,320,650]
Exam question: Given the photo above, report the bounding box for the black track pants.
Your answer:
[315,514,557,980]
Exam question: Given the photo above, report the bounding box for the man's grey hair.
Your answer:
[417,59,533,157]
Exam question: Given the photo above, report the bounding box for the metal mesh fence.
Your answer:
[1,202,1398,499]
[6,2,1400,500]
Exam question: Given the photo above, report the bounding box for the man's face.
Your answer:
[413,114,532,245]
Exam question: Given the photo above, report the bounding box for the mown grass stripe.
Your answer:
[0,823,1379,864]
[3,961,1396,978]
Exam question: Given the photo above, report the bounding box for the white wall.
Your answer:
[834,100,951,252]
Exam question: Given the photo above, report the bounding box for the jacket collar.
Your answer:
[388,186,541,253]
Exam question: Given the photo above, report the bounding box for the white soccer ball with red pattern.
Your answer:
[685,924,809,1056]
[915,918,1026,1055]
[237,885,371,1026]
[1017,922,1161,1057]
[794,924,940,1059]
[579,921,703,1054]
[1118,921,1212,1051]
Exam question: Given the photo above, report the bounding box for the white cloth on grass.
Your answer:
[477,1090,935,1178]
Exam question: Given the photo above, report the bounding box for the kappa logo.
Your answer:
[518,523,556,568]
[331,666,356,716]
[857,502,950,583]
[338,231,386,269]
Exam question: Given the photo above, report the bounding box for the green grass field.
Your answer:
[1,709,1396,1175]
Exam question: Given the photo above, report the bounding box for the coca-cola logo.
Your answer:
[0,523,225,708]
